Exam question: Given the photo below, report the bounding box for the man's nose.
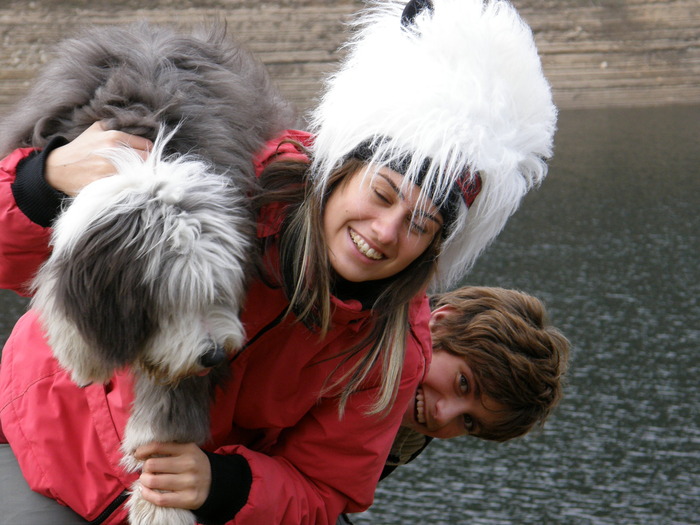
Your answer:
[434,397,468,426]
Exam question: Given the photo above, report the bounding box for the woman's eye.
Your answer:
[373,189,391,204]
[459,374,469,394]
[407,219,428,235]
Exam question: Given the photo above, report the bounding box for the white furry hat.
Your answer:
[309,0,557,290]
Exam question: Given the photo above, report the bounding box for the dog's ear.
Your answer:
[52,206,158,367]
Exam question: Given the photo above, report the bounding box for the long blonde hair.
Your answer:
[256,153,442,416]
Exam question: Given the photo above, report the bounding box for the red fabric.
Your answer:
[0,148,53,295]
[0,131,431,524]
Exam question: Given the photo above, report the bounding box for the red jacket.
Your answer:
[0,131,431,524]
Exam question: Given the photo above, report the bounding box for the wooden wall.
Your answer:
[519,0,700,109]
[1,0,698,118]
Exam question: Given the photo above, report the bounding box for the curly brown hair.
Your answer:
[429,286,570,442]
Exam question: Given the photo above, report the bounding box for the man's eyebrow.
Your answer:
[466,368,485,435]
[376,172,443,226]
[471,415,484,436]
[471,372,482,399]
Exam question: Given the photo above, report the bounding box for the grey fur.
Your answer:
[0,22,293,181]
[2,22,295,525]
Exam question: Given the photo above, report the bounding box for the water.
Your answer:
[352,105,700,524]
[0,291,28,349]
[1,105,698,524]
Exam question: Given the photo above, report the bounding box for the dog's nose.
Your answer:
[199,344,227,368]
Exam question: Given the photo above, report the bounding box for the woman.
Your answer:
[0,1,556,523]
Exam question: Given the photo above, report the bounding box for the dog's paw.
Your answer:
[127,482,195,525]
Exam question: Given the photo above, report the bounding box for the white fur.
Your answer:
[28,294,115,384]
[127,483,195,525]
[33,135,249,386]
[310,0,557,290]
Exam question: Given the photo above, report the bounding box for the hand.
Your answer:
[45,121,153,196]
[133,442,212,510]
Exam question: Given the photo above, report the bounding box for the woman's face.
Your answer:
[402,308,507,439]
[323,165,443,283]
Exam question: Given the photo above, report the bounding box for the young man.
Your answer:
[385,286,570,480]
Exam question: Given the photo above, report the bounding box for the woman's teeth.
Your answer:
[350,230,383,260]
[415,387,426,424]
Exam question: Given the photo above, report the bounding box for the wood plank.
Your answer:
[0,0,698,113]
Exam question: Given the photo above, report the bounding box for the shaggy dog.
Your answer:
[0,22,294,525]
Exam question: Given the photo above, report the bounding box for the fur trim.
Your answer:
[309,0,556,290]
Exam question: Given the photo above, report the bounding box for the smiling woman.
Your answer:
[323,164,444,283]
[0,1,558,523]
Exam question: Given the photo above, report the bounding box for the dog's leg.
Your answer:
[122,373,218,525]
[126,487,195,525]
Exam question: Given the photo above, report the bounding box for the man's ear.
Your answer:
[429,304,456,334]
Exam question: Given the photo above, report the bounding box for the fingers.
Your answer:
[133,442,212,510]
[115,130,153,157]
[140,471,195,492]
[139,482,202,510]
[141,451,198,475]
[134,441,189,462]
[66,121,154,158]
[77,121,153,161]
[44,120,154,196]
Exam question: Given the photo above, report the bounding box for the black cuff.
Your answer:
[11,136,69,227]
[194,451,252,525]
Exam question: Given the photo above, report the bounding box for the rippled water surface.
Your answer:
[1,105,698,524]
[353,105,700,524]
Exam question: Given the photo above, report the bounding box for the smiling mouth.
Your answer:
[349,229,384,260]
[415,386,426,425]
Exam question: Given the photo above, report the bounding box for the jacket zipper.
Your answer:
[232,306,288,360]
[89,490,129,525]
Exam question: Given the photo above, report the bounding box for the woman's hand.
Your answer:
[133,442,212,510]
[45,121,153,196]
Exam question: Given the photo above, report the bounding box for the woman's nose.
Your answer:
[372,210,403,245]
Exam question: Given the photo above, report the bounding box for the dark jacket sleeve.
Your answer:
[194,451,253,525]
[11,136,69,227]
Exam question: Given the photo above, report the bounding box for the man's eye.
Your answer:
[463,414,474,432]
[459,374,469,394]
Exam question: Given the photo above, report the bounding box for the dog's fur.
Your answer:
[0,22,294,525]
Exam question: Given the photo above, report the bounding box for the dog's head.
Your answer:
[32,142,254,385]
[14,22,297,386]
